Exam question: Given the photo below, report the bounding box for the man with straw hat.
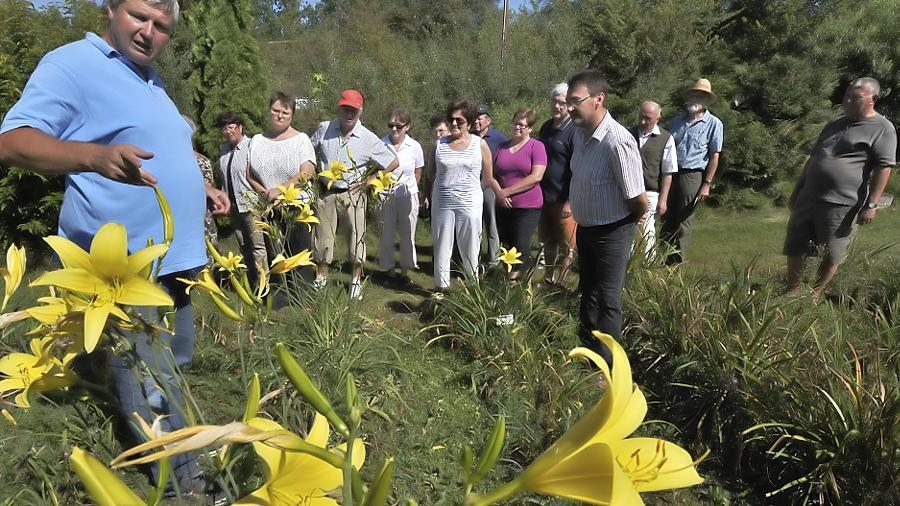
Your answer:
[661,78,724,264]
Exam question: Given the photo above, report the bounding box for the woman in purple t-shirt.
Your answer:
[491,107,547,280]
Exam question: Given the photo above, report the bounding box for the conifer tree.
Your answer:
[185,0,268,157]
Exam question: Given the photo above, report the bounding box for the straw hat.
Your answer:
[684,78,717,101]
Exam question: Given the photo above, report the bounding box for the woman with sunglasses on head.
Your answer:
[426,98,494,294]
[378,107,424,284]
[491,107,547,281]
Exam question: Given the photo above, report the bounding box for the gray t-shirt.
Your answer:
[799,113,897,206]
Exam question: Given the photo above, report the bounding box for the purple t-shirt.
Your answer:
[493,138,548,208]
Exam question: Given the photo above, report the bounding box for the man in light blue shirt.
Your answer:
[0,0,228,498]
[310,89,398,300]
[661,78,724,264]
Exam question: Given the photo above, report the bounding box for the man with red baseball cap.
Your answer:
[311,89,399,300]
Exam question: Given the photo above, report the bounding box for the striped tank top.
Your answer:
[432,134,484,210]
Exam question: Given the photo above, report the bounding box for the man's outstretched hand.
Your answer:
[90,144,158,185]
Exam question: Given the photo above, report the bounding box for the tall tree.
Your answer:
[185,0,269,157]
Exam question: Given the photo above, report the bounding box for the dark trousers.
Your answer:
[496,207,542,271]
[271,209,315,285]
[482,187,500,265]
[576,216,635,366]
[110,270,200,493]
[660,170,702,264]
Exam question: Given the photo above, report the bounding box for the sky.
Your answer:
[30,0,530,12]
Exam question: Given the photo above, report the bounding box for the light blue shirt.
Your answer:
[668,110,724,170]
[310,120,397,186]
[1,33,206,275]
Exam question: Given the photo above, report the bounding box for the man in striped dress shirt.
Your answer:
[566,70,648,366]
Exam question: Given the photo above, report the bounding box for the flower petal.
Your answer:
[83,303,112,353]
[127,244,169,274]
[610,438,704,493]
[44,236,92,270]
[70,447,146,506]
[306,412,330,447]
[90,223,130,279]
[523,442,641,505]
[31,269,102,294]
[116,277,174,307]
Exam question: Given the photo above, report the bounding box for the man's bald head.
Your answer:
[637,101,662,134]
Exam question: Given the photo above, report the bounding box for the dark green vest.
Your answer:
[631,127,672,192]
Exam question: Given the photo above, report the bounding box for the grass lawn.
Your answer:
[1,201,898,505]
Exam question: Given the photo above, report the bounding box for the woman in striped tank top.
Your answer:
[426,98,494,292]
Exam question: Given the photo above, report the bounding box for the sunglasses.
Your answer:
[388,123,409,130]
[449,116,468,125]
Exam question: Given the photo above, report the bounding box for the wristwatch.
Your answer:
[702,179,713,185]
[865,202,878,210]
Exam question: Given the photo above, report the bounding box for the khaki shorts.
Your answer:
[783,199,858,265]
[314,191,368,265]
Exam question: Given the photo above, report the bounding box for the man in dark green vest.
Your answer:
[631,101,677,257]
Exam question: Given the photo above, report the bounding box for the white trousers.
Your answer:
[378,187,419,270]
[636,191,660,256]
[431,203,482,289]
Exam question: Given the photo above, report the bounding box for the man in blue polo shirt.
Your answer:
[0,0,228,498]
[661,78,724,264]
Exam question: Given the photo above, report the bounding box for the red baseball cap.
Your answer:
[337,89,364,109]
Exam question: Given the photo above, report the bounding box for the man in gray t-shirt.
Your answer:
[784,77,897,297]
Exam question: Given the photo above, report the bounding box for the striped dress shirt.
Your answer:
[569,112,645,226]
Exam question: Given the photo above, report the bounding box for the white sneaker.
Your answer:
[349,281,362,301]
[313,274,327,290]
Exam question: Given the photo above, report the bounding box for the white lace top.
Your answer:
[249,132,316,201]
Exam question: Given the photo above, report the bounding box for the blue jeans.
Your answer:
[110,268,201,493]
[576,216,636,367]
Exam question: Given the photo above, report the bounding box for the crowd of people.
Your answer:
[0,0,895,501]
[210,78,726,302]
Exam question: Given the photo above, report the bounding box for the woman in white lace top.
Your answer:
[248,92,317,287]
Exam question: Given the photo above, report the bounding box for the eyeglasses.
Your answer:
[388,122,408,130]
[449,116,467,125]
[512,122,531,130]
[566,94,595,107]
[219,124,239,132]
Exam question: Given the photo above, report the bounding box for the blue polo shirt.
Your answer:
[1,33,206,275]
[668,110,724,170]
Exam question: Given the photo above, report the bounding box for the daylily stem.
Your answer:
[467,479,522,506]
[343,424,358,504]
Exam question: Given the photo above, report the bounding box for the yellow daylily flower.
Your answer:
[237,414,366,506]
[295,203,320,231]
[26,292,128,328]
[0,335,78,408]
[275,183,306,208]
[218,252,247,273]
[70,447,146,506]
[318,160,350,189]
[30,223,173,353]
[470,333,703,505]
[207,238,247,274]
[0,243,26,311]
[498,246,524,273]
[270,250,315,275]
[253,219,276,235]
[366,170,397,198]
[177,269,227,299]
